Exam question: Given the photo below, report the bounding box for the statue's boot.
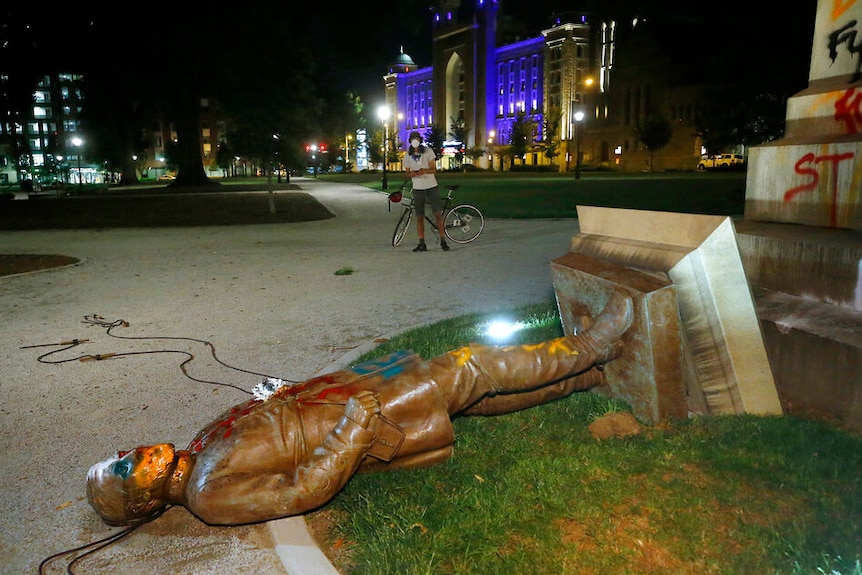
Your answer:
[430,291,634,416]
[570,290,633,365]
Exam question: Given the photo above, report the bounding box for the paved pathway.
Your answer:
[0,177,580,574]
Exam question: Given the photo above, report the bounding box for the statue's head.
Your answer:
[86,443,176,525]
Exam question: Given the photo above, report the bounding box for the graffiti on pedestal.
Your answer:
[835,86,862,132]
[829,18,862,81]
[781,81,862,228]
[784,151,855,227]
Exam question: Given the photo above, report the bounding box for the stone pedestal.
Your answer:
[551,252,685,424]
[739,0,862,429]
[551,206,781,424]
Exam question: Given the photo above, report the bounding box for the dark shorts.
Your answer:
[413,186,443,215]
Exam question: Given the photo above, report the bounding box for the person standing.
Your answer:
[404,131,448,251]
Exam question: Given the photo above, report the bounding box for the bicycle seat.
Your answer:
[446,185,460,191]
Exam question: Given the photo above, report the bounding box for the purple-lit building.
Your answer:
[384,0,591,171]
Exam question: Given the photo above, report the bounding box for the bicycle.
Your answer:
[390,181,485,247]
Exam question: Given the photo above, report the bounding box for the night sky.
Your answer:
[312,0,819,105]
[1,0,820,108]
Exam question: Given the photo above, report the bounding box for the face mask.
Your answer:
[411,139,421,149]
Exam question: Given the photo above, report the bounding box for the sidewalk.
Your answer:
[0,178,580,574]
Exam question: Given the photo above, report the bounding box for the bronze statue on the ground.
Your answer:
[87,293,633,526]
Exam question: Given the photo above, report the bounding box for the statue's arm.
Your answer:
[190,391,380,525]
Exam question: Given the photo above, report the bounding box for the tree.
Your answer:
[465,146,486,168]
[541,107,563,169]
[632,115,672,172]
[508,111,537,167]
[216,142,234,177]
[80,77,148,185]
[367,129,384,169]
[448,116,469,170]
[327,91,365,172]
[424,124,446,160]
[695,85,789,154]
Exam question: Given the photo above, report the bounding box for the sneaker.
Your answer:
[412,242,427,252]
[440,239,450,251]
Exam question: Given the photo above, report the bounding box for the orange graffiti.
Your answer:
[833,0,857,21]
[784,151,855,227]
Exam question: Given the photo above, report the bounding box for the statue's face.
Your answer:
[87,443,176,525]
[110,444,175,488]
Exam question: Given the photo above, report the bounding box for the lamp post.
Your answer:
[573,110,584,180]
[71,137,83,189]
[345,134,352,171]
[377,105,390,190]
[487,130,495,171]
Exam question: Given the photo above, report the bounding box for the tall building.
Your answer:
[382,1,727,172]
[0,71,222,186]
[0,72,91,185]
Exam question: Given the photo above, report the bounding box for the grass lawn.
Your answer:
[307,301,862,575]
[322,170,747,218]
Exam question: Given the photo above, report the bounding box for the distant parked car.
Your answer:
[697,153,745,171]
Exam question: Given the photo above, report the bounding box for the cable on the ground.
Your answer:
[22,314,303,395]
[38,509,164,574]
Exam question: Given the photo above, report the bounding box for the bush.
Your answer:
[510,164,558,172]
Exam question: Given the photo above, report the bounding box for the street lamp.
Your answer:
[487,130,495,171]
[345,134,352,171]
[573,110,585,180]
[377,105,391,190]
[71,136,83,189]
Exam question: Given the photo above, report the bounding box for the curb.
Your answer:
[269,517,340,575]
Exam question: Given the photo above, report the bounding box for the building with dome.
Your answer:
[383,0,591,171]
[381,0,746,173]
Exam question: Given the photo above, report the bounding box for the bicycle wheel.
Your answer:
[392,207,413,246]
[444,204,485,243]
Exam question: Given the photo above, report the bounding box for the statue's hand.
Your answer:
[344,390,380,428]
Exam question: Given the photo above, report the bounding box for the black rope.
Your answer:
[22,314,302,394]
[38,509,164,574]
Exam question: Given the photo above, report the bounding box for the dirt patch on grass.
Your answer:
[306,508,357,573]
[0,254,80,277]
[1,186,334,276]
[0,187,333,231]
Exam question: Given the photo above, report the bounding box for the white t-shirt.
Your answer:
[404,146,438,191]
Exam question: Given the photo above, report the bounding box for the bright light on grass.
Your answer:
[484,319,523,341]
